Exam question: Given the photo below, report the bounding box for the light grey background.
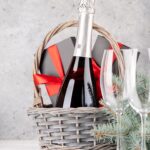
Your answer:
[0,0,150,139]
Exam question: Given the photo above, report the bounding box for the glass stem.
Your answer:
[140,113,147,150]
[116,111,122,150]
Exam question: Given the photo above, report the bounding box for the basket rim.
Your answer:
[28,107,103,115]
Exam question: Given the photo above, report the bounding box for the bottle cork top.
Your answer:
[79,0,95,13]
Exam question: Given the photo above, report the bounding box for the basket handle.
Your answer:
[33,20,124,108]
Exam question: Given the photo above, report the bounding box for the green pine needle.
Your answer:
[93,73,150,150]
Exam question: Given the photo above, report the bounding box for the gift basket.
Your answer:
[28,20,123,150]
[28,0,124,149]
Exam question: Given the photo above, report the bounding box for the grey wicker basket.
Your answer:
[28,20,124,150]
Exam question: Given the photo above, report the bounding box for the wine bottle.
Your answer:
[56,0,98,108]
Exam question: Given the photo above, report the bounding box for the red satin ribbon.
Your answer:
[34,45,65,96]
[33,74,63,96]
[33,43,123,101]
[47,45,65,78]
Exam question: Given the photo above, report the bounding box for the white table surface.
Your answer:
[0,140,39,150]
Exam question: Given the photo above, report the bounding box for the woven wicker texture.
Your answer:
[43,143,116,150]
[28,108,116,150]
[29,20,124,149]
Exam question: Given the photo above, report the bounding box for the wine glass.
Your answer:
[100,49,134,150]
[128,49,150,150]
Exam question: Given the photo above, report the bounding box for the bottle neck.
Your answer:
[73,11,94,58]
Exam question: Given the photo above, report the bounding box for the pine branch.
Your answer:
[94,73,150,150]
